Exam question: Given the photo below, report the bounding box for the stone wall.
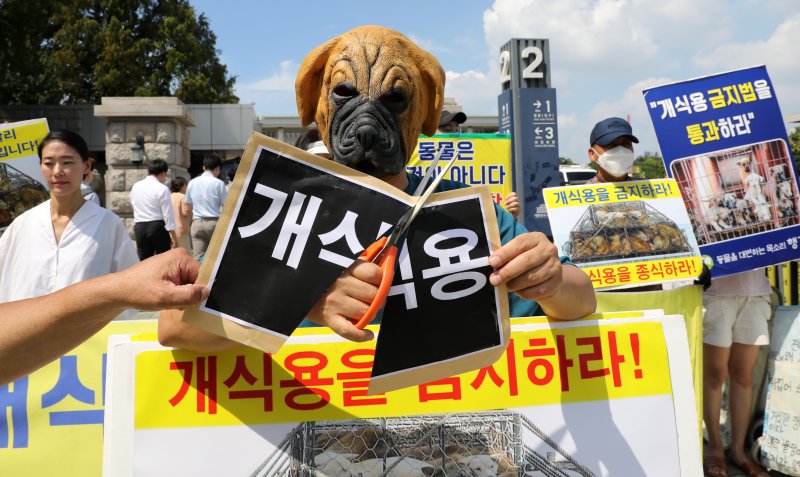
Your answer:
[94,97,195,233]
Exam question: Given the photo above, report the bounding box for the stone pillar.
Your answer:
[94,97,195,232]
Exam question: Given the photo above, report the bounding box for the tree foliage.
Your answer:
[0,0,237,105]
[790,126,800,173]
[634,151,666,179]
[559,157,574,165]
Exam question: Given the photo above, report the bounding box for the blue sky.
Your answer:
[190,0,800,164]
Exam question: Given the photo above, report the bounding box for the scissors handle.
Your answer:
[351,237,398,329]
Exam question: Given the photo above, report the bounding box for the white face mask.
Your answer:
[595,145,635,177]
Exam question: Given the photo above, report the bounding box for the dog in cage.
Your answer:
[777,179,793,200]
[705,197,732,232]
[771,164,788,183]
[733,198,756,226]
[743,166,767,204]
[722,192,737,209]
[779,196,796,218]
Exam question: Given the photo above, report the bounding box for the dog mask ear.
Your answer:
[296,37,339,128]
[417,51,446,137]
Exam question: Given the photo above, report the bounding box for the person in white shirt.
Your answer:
[129,159,177,260]
[0,130,138,303]
[183,155,227,260]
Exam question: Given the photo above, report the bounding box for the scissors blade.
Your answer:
[367,152,458,263]
[411,146,445,197]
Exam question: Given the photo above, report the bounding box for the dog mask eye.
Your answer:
[332,82,359,102]
[379,88,408,114]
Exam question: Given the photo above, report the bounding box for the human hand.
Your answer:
[306,259,380,342]
[112,248,209,310]
[504,192,520,219]
[488,232,563,301]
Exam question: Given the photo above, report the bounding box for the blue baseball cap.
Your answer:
[589,117,639,146]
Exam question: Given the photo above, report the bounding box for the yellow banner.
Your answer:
[0,319,156,477]
[409,134,513,210]
[545,178,682,209]
[585,256,704,288]
[596,285,704,443]
[0,119,49,161]
[134,321,671,429]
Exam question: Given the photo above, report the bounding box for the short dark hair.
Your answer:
[170,176,187,192]
[203,155,222,171]
[38,130,90,162]
[148,159,168,176]
[226,168,236,181]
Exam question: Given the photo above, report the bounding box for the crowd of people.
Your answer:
[0,112,775,477]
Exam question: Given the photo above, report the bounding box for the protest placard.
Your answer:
[545,178,702,289]
[408,133,513,208]
[644,65,799,277]
[102,313,701,477]
[0,320,156,477]
[0,118,49,229]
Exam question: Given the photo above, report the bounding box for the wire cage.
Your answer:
[670,139,798,246]
[0,162,48,228]
[250,410,595,477]
[563,200,692,264]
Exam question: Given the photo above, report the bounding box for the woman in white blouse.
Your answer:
[0,130,138,302]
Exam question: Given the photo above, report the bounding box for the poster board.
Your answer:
[102,313,701,477]
[182,132,509,394]
[762,306,800,475]
[545,179,702,289]
[0,320,156,477]
[643,65,799,277]
[0,118,49,230]
[408,133,513,209]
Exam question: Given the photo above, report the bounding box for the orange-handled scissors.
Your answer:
[350,150,459,329]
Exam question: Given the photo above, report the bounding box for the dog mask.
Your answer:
[295,25,445,178]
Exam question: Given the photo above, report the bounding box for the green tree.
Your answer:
[0,0,62,103]
[634,151,666,179]
[559,157,574,165]
[790,126,800,172]
[1,0,237,105]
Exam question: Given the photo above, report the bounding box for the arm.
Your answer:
[158,308,240,352]
[182,201,192,219]
[0,248,208,385]
[488,232,596,321]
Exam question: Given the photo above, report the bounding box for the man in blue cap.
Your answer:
[586,117,639,184]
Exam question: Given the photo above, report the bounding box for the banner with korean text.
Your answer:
[0,118,49,229]
[409,134,514,211]
[545,178,703,289]
[644,66,799,277]
[0,319,156,477]
[103,313,701,477]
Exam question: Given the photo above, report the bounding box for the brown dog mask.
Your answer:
[295,25,445,178]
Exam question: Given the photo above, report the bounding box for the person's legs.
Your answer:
[191,219,216,260]
[134,222,154,260]
[150,224,171,255]
[703,343,731,460]
[726,342,760,464]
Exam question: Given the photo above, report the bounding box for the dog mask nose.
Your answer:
[356,124,379,150]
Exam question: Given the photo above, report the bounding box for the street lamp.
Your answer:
[130,132,145,166]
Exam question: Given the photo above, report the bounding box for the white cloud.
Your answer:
[407,34,452,54]
[235,60,300,115]
[236,60,298,92]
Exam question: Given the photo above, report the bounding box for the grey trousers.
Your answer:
[190,218,218,260]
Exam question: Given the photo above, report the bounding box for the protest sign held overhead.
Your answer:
[545,178,702,289]
[182,133,509,394]
[644,65,799,277]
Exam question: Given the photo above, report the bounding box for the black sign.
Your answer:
[373,193,502,378]
[203,145,408,336]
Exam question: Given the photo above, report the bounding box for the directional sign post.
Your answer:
[498,39,560,236]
